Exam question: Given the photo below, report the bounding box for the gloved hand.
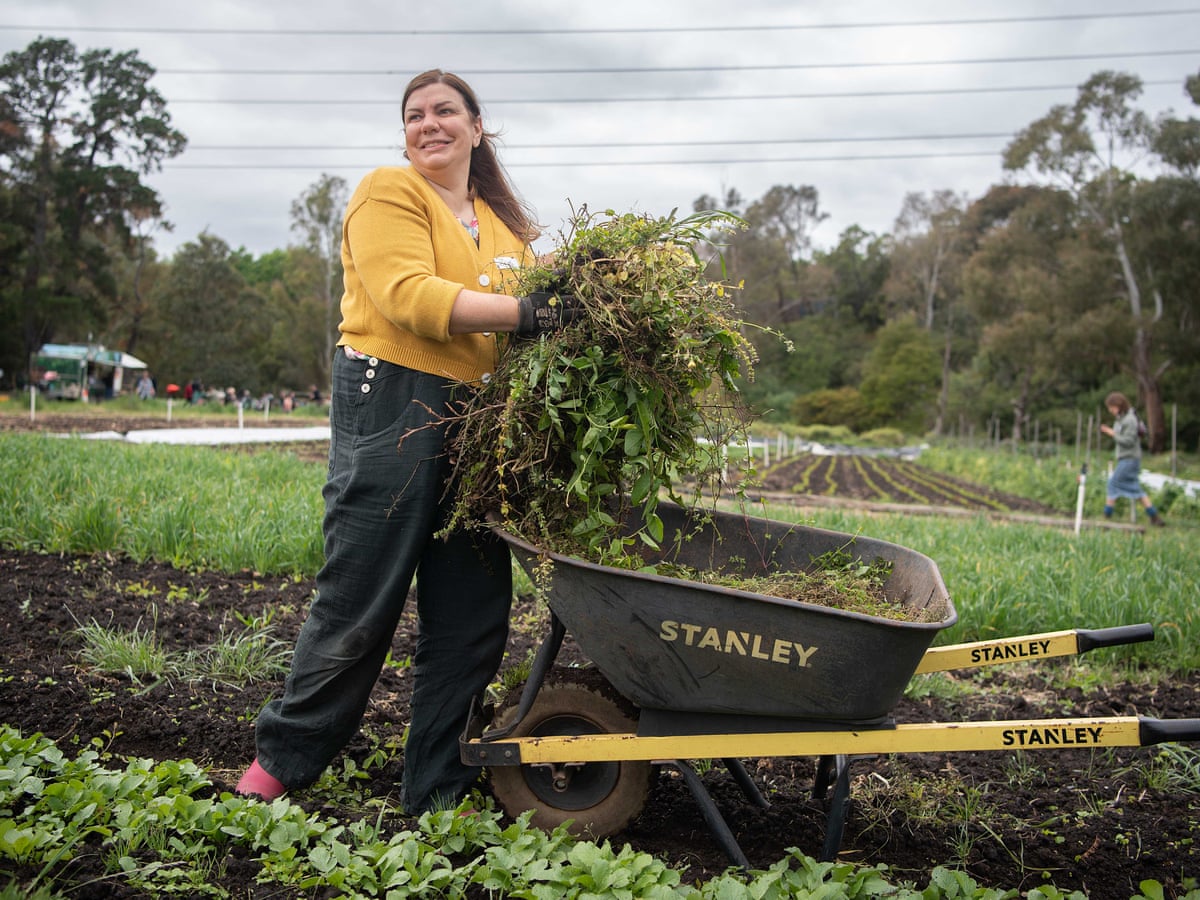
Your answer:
[515,291,581,336]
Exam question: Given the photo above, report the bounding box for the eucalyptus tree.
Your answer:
[1142,70,1200,446]
[1003,70,1170,450]
[885,190,970,435]
[0,36,185,380]
[290,173,348,386]
[692,185,836,419]
[155,232,270,392]
[814,224,890,330]
[1153,69,1200,177]
[960,186,1119,443]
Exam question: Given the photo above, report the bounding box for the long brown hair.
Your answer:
[402,69,541,242]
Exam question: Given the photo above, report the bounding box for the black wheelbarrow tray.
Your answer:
[461,501,1200,866]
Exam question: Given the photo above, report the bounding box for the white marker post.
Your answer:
[1074,464,1087,535]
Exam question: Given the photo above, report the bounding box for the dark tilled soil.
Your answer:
[754,452,1064,516]
[2,411,1199,898]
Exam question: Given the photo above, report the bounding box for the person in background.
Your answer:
[1099,391,1164,527]
[236,68,576,815]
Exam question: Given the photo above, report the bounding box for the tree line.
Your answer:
[3,37,1198,450]
[700,71,1200,453]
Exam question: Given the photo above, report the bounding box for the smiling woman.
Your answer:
[234,67,578,817]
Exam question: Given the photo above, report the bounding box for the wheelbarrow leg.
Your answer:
[666,761,750,870]
[723,758,769,809]
[818,754,853,862]
[484,613,566,739]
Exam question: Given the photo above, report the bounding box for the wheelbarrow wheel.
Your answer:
[487,667,653,839]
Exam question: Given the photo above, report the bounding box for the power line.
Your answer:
[154,48,1200,77]
[3,9,1199,36]
[187,133,1015,151]
[167,80,1183,105]
[162,150,1005,171]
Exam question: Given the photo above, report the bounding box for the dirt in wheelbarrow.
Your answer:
[2,546,1198,899]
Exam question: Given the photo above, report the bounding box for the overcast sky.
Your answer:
[3,1,1198,259]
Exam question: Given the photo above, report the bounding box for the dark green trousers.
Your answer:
[255,350,511,813]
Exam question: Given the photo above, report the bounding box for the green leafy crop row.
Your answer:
[2,724,1134,899]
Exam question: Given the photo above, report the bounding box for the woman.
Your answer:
[1099,391,1164,527]
[236,69,573,813]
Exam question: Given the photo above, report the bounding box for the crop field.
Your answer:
[755,452,1060,514]
[0,409,1198,899]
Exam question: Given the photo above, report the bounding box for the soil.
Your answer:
[2,411,1198,899]
[752,452,1065,517]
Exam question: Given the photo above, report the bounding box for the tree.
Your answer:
[858,317,941,434]
[887,191,967,331]
[885,190,969,435]
[743,184,829,322]
[156,232,269,391]
[1124,175,1200,449]
[0,36,185,382]
[1003,70,1170,450]
[960,186,1121,442]
[814,225,890,329]
[697,185,829,326]
[239,246,338,394]
[290,173,348,387]
[1153,69,1200,177]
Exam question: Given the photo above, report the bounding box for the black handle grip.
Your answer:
[1140,718,1200,746]
[1076,624,1155,652]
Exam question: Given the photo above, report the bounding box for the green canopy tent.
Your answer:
[33,344,148,400]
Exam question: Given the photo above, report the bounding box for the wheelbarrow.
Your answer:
[461,501,1200,866]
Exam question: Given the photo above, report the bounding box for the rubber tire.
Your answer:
[488,669,653,838]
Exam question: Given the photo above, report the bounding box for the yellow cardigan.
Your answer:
[337,165,532,385]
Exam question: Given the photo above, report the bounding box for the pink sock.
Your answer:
[236,758,287,800]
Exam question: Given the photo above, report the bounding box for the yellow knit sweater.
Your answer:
[337,165,532,385]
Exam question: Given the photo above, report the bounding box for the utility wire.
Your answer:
[153,48,1200,77]
[3,9,1198,35]
[162,150,1006,171]
[186,133,1015,151]
[166,79,1183,105]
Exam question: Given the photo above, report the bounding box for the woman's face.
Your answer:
[403,82,482,180]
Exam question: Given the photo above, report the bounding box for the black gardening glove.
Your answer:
[515,291,581,337]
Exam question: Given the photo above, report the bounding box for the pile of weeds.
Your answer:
[436,208,905,617]
[442,207,776,563]
[653,548,938,623]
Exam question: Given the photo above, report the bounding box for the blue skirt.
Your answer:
[1107,458,1145,499]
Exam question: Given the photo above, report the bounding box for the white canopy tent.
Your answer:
[34,344,149,399]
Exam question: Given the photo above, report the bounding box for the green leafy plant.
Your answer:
[0,724,1151,899]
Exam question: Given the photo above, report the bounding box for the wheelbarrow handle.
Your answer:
[1077,624,1155,652]
[914,623,1155,674]
[1140,718,1200,746]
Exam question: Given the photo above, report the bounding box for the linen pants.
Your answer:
[254,350,512,813]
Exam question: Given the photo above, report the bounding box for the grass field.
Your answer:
[1,430,1196,672]
[1,425,1199,898]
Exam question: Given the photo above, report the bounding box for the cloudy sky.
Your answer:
[3,1,1197,258]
